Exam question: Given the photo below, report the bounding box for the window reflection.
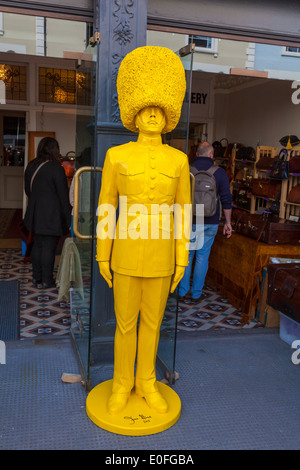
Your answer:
[147,30,300,81]
[285,46,300,55]
[39,67,91,105]
[0,64,27,101]
[1,115,25,167]
[0,12,90,59]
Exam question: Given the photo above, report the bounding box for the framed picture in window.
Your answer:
[28,131,56,161]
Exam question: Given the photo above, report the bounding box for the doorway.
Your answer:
[0,111,25,246]
[0,111,25,209]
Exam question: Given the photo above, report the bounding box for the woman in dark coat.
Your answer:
[24,137,71,288]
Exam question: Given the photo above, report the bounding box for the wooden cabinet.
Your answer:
[214,142,300,221]
[250,145,279,215]
[232,144,300,220]
[222,144,257,213]
[282,146,300,220]
[213,143,254,212]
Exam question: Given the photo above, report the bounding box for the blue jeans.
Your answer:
[178,224,218,299]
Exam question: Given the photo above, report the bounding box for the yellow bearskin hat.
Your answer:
[117,46,186,134]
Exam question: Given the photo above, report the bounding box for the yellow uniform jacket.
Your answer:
[96,140,191,277]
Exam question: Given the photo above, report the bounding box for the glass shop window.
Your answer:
[38,67,91,105]
[188,35,218,54]
[0,64,27,101]
[283,46,300,56]
[2,115,26,167]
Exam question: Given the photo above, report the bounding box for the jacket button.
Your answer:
[149,194,154,200]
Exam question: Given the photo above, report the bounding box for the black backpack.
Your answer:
[190,165,219,217]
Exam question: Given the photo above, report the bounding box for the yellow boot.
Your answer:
[107,392,130,415]
[135,387,168,414]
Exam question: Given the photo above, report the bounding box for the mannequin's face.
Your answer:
[135,106,166,135]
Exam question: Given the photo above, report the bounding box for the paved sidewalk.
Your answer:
[0,329,299,450]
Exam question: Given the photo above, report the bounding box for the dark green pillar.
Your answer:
[95,0,147,160]
[90,0,148,368]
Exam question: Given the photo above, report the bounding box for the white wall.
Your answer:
[36,110,76,156]
[215,78,300,148]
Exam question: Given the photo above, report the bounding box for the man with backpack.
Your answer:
[178,141,232,304]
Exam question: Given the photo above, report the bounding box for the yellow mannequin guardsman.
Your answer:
[96,46,191,415]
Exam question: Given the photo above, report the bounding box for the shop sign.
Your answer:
[189,77,210,120]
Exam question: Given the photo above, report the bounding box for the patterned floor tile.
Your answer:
[0,247,264,338]
[0,248,70,338]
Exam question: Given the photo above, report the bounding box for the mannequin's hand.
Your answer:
[170,265,186,293]
[98,261,112,288]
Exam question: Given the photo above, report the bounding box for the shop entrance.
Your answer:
[0,111,25,209]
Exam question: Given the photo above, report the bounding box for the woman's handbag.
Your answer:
[235,212,300,245]
[288,151,300,173]
[212,138,228,158]
[268,187,282,215]
[236,187,251,210]
[256,155,275,171]
[236,146,256,161]
[287,184,300,204]
[267,263,300,322]
[251,178,281,199]
[270,149,289,179]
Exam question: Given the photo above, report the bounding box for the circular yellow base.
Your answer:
[86,380,181,436]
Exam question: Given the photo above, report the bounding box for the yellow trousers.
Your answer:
[112,273,172,394]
